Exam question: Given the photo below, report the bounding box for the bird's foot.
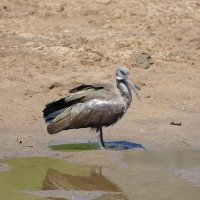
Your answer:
[100,146,106,150]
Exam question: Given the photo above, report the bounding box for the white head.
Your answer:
[116,66,140,101]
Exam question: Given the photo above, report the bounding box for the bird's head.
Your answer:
[116,66,140,101]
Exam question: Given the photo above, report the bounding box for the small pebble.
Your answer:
[37,46,44,50]
[170,121,182,126]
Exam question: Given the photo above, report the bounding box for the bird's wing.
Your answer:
[69,84,105,93]
[43,93,86,122]
[43,83,125,134]
[47,98,125,134]
[43,83,117,122]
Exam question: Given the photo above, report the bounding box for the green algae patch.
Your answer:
[49,141,145,151]
[0,157,92,200]
[50,143,100,151]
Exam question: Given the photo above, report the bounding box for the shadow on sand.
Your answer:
[105,141,146,150]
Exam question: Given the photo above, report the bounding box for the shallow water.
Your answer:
[108,151,200,200]
[0,151,200,200]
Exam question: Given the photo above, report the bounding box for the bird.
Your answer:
[42,66,140,150]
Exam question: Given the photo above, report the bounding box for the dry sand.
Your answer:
[0,0,200,164]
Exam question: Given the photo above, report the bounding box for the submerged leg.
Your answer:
[96,127,105,150]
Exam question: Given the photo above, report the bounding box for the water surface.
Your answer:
[0,151,200,200]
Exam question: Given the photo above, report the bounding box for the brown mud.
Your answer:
[0,0,200,160]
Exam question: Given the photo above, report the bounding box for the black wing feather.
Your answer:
[43,96,85,122]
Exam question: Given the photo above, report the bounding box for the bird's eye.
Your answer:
[120,70,126,76]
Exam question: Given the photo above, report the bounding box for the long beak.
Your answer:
[127,75,140,101]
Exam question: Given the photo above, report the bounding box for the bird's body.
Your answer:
[43,67,140,149]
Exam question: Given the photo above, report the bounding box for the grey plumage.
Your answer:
[43,66,140,149]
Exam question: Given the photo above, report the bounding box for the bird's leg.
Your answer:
[96,127,105,150]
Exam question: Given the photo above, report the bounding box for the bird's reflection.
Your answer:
[43,167,120,191]
[42,167,128,200]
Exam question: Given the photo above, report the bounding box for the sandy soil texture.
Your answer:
[0,0,200,161]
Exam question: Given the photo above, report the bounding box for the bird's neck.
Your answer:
[116,80,132,108]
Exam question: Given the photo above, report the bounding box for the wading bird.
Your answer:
[43,66,140,149]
